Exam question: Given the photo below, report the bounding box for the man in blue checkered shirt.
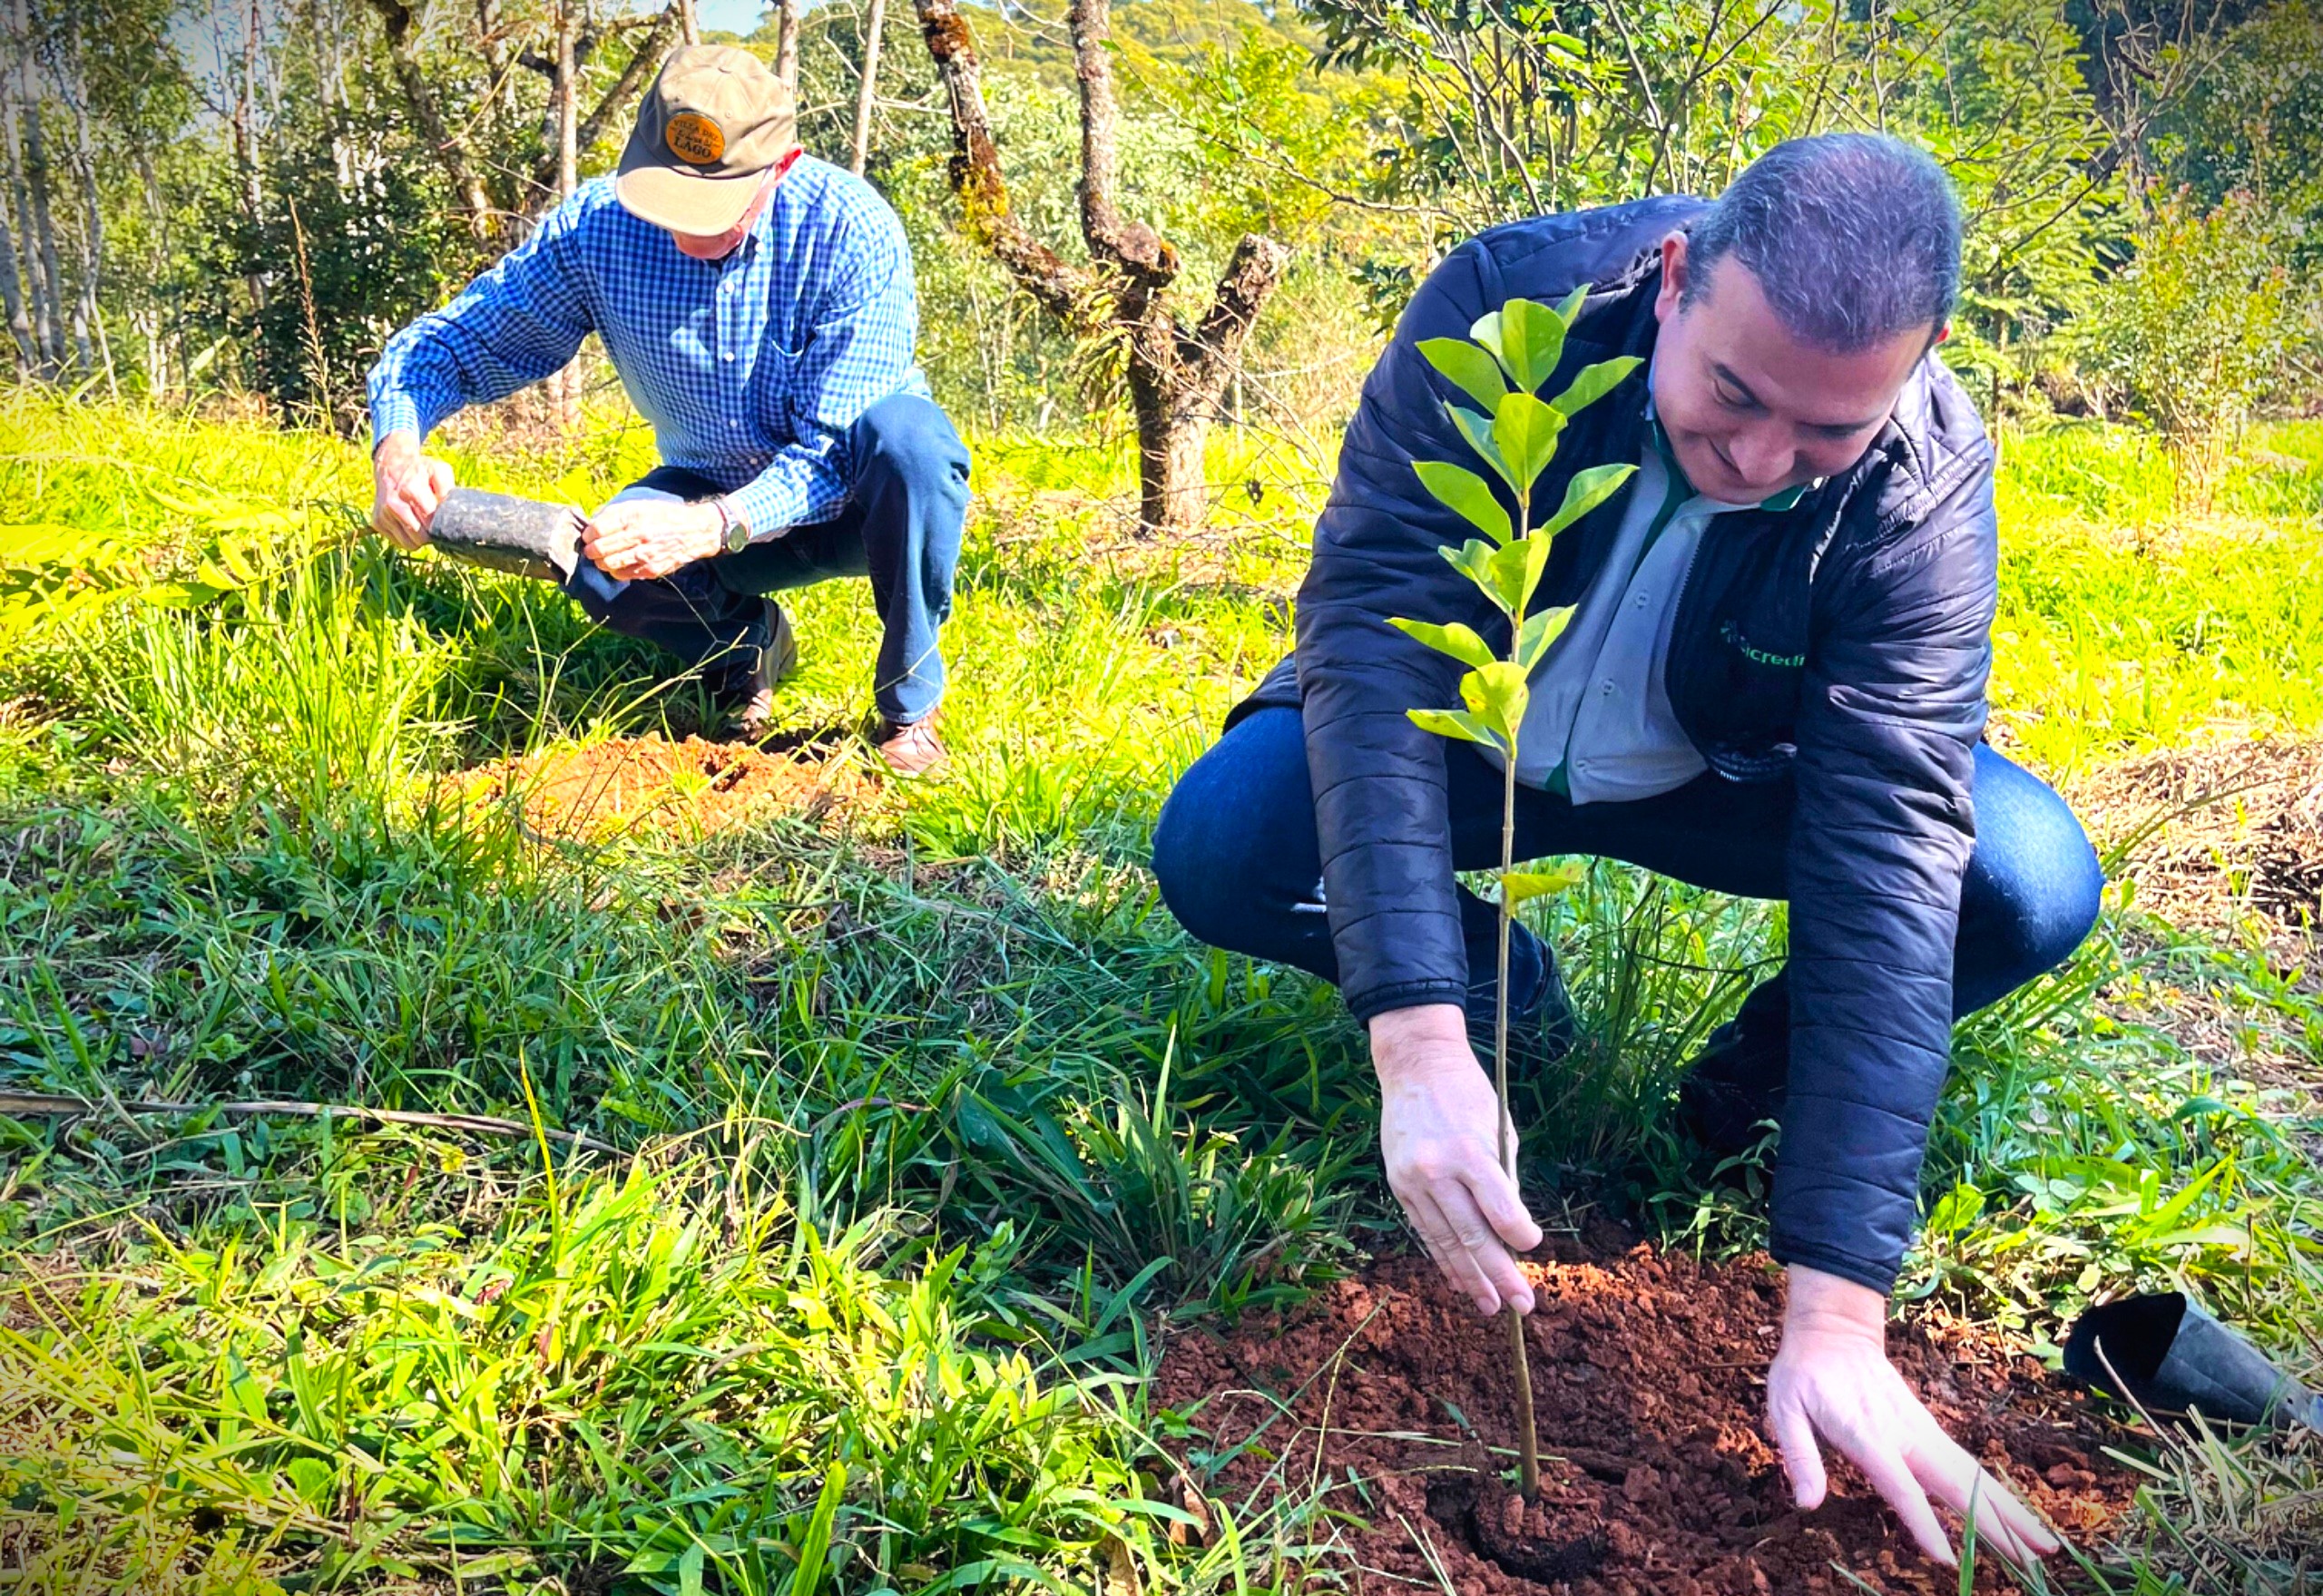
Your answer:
[367,44,966,777]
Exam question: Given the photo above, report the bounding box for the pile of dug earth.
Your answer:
[1154,1238,2132,1595]
[451,734,871,842]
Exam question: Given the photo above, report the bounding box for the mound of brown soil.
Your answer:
[2065,737,2323,963]
[1153,1247,2131,1595]
[452,734,871,841]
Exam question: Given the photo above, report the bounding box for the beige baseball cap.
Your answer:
[616,45,799,236]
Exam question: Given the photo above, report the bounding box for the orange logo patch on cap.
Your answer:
[665,112,726,166]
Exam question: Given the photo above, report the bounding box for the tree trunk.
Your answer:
[313,0,353,186]
[0,198,32,372]
[66,36,103,384]
[136,149,171,391]
[914,0,1285,535]
[0,65,51,376]
[1131,359,1209,536]
[369,0,502,243]
[676,0,698,45]
[21,86,65,371]
[9,0,64,369]
[850,0,885,175]
[230,0,268,314]
[774,0,801,95]
[549,0,581,432]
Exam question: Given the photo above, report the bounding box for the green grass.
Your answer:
[0,394,2318,1592]
[1994,421,2323,773]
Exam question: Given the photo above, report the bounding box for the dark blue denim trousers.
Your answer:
[1152,703,2104,1065]
[564,392,970,724]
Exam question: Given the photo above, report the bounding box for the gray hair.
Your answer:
[1683,133,1963,352]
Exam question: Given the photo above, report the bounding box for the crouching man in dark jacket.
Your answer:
[1153,134,2100,1567]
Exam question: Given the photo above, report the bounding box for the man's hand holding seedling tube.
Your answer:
[371,431,456,549]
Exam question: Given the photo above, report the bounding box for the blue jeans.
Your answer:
[566,392,970,724]
[1152,704,2102,1063]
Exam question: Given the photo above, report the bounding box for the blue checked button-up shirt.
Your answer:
[368,159,928,536]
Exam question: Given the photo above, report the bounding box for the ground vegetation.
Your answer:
[0,394,2317,1593]
[0,0,2320,1590]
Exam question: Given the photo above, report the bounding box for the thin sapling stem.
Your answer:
[1391,289,1641,1503]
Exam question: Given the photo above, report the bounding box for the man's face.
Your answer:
[670,169,779,260]
[1650,232,1936,504]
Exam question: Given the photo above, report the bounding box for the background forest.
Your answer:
[5,0,2319,489]
[3,1,2323,1594]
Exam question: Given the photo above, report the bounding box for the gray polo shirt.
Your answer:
[1493,396,1807,804]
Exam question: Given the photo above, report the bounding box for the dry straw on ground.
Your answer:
[2063,736,2323,966]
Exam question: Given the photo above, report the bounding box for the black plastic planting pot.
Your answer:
[426,488,586,583]
[2063,1291,2323,1430]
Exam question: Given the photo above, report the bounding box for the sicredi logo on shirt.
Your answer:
[666,113,727,166]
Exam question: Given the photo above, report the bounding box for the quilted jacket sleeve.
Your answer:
[1295,242,1508,1021]
[1769,429,1999,1295]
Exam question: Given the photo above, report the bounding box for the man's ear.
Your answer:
[1653,231,1690,323]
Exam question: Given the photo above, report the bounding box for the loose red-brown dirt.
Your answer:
[451,733,872,841]
[1153,1245,2132,1594]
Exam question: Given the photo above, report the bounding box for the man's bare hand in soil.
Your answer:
[1770,1265,2061,1568]
[583,498,729,582]
[371,431,456,549]
[1372,1004,1542,1317]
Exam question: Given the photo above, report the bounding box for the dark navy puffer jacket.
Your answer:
[1234,198,2000,1295]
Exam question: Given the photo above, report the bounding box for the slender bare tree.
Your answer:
[368,0,681,246]
[63,31,108,388]
[850,0,886,175]
[915,0,1288,534]
[773,0,801,95]
[0,200,33,372]
[9,0,66,370]
[0,47,54,374]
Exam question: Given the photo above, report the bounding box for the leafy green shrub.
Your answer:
[2074,189,2312,504]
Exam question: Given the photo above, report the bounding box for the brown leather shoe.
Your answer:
[870,711,947,778]
[730,602,799,738]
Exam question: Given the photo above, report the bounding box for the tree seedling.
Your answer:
[1393,289,1641,1498]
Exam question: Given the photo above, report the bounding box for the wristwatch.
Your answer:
[713,494,750,554]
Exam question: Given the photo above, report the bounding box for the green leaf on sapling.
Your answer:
[1407,707,1499,748]
[1501,861,1587,903]
[1446,405,1518,492]
[1491,391,1567,491]
[1419,338,1511,412]
[1439,536,1499,592]
[1414,460,1514,543]
[1496,298,1566,392]
[1537,462,1637,538]
[1389,616,1497,670]
[1514,604,1573,671]
[1550,355,1643,418]
[1485,533,1553,617]
[1469,310,1505,373]
[1553,283,1589,326]
[1460,661,1532,741]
